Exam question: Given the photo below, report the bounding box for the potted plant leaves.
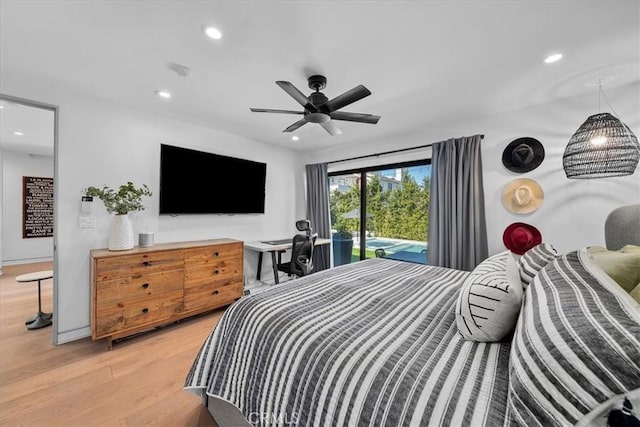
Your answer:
[83,182,152,251]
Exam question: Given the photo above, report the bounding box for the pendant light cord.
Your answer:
[598,78,602,113]
[598,79,640,154]
[597,78,621,118]
[600,88,620,118]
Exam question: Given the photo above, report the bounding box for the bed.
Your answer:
[185,247,640,426]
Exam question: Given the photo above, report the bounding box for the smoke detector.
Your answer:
[168,63,191,78]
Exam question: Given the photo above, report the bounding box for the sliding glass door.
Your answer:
[329,174,362,265]
[329,160,431,266]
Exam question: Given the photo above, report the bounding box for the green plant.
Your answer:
[84,182,152,215]
[333,223,352,239]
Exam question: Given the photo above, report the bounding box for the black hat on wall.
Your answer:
[502,137,545,173]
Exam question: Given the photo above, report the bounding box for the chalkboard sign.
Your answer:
[23,176,54,239]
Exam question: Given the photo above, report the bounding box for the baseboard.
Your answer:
[3,257,54,266]
[55,326,91,344]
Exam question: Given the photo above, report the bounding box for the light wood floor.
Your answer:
[0,262,224,427]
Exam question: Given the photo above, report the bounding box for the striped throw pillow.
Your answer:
[508,249,640,426]
[455,250,523,342]
[517,243,557,288]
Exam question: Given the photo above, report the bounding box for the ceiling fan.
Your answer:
[250,75,381,136]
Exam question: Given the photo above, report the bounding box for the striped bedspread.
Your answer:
[185,258,512,426]
[508,249,640,426]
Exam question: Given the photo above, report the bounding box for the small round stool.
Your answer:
[16,270,53,330]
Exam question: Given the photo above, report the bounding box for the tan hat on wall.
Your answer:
[502,178,544,214]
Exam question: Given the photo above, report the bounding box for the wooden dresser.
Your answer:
[90,238,243,349]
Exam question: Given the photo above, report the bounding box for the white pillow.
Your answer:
[455,250,523,342]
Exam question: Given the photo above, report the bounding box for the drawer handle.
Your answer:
[212,290,219,295]
[213,270,219,275]
[142,261,151,267]
[142,308,149,314]
[141,283,149,289]
[213,251,220,257]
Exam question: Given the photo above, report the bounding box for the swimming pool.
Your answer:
[365,238,427,254]
[365,240,390,248]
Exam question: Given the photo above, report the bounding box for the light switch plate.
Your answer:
[79,216,96,228]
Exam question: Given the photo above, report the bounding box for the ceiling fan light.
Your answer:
[562,112,640,178]
[306,112,330,124]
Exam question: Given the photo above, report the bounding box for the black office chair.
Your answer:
[277,220,317,278]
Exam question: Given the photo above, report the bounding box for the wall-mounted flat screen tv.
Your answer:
[159,144,266,214]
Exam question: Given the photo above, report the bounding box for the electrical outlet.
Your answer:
[79,216,96,229]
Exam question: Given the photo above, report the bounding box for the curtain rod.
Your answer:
[328,134,484,165]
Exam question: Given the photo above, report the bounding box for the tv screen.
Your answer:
[159,144,266,214]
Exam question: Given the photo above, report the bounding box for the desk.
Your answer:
[16,270,53,330]
[245,238,331,284]
[383,250,427,264]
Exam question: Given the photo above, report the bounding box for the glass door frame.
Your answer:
[329,158,431,262]
[1,93,60,344]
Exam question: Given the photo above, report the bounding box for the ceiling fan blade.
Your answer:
[320,120,343,136]
[325,85,371,112]
[250,108,304,115]
[330,111,381,124]
[283,119,308,133]
[276,81,317,112]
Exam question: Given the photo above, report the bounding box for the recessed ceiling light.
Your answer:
[544,53,563,64]
[0,105,4,109]
[13,131,24,136]
[291,135,300,141]
[203,26,222,40]
[155,90,172,99]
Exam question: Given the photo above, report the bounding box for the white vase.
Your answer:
[108,214,134,251]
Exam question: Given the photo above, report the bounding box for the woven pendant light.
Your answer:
[563,80,640,179]
[563,112,640,178]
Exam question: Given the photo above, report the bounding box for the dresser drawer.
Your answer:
[184,242,243,266]
[94,250,184,281]
[90,239,244,348]
[95,290,184,338]
[184,258,242,289]
[184,281,243,312]
[95,269,184,307]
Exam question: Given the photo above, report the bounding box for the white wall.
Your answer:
[1,149,54,263]
[0,147,2,274]
[2,72,307,344]
[3,71,638,343]
[307,81,640,256]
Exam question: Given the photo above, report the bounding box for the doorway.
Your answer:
[329,160,431,266]
[0,93,58,344]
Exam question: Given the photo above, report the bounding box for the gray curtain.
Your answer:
[428,134,488,271]
[305,163,331,271]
